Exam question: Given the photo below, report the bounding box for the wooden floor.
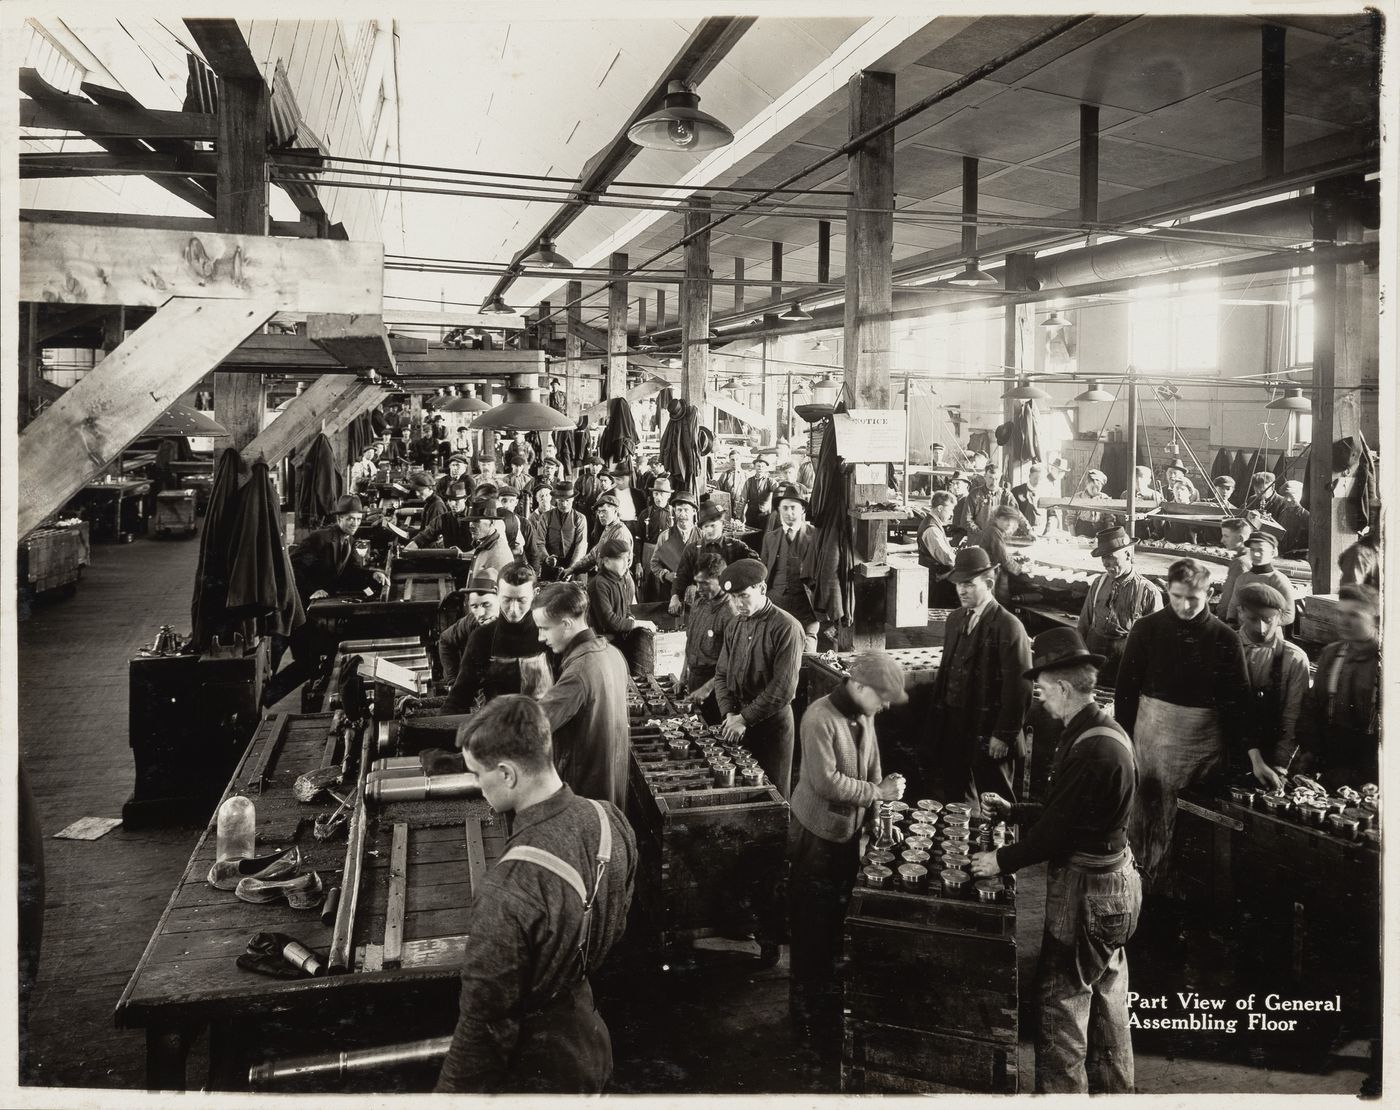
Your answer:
[17,530,1371,1094]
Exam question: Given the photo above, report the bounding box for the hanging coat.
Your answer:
[597,397,639,466]
[1009,400,1041,464]
[297,433,340,528]
[191,447,249,651]
[226,461,305,638]
[659,398,703,496]
[804,418,853,625]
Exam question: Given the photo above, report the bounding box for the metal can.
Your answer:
[1344,806,1373,832]
[942,827,971,843]
[940,869,971,896]
[1227,785,1256,807]
[900,848,930,866]
[897,863,929,892]
[1258,792,1291,817]
[667,737,691,758]
[1298,800,1329,827]
[944,802,972,819]
[974,878,1004,903]
[903,836,934,853]
[864,849,897,867]
[916,799,943,814]
[860,865,893,888]
[941,853,972,872]
[712,763,736,788]
[887,800,910,814]
[739,766,765,787]
[941,814,971,830]
[1326,812,1361,840]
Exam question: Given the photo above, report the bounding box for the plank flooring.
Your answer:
[17,529,1370,1094]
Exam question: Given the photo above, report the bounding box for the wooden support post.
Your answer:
[1309,177,1367,594]
[18,297,276,538]
[734,257,745,315]
[657,290,666,331]
[1079,104,1099,228]
[214,74,270,451]
[818,220,831,284]
[324,384,388,440]
[682,196,712,411]
[607,252,629,401]
[565,280,584,420]
[770,241,783,304]
[243,376,375,467]
[1262,25,1287,180]
[842,69,896,652]
[19,303,38,427]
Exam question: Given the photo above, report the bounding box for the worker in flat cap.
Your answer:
[637,477,674,602]
[1072,467,1114,538]
[437,453,474,501]
[761,484,820,652]
[405,470,449,535]
[499,452,532,498]
[573,453,603,510]
[926,546,1033,812]
[1235,581,1310,790]
[1296,583,1380,789]
[473,449,499,483]
[445,562,552,712]
[1225,530,1296,627]
[564,492,634,580]
[437,567,500,687]
[668,501,760,614]
[713,557,806,799]
[649,491,697,599]
[679,550,733,719]
[1077,527,1163,685]
[971,627,1140,1094]
[738,453,777,531]
[588,533,657,678]
[406,481,477,553]
[493,485,526,557]
[1210,474,1238,512]
[789,651,908,1052]
[461,497,517,582]
[527,480,589,581]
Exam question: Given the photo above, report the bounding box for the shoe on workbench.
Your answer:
[235,870,324,909]
[206,847,301,891]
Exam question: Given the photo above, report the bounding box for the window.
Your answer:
[1288,271,1314,368]
[1129,276,1219,373]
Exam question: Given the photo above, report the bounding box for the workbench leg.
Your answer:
[208,1019,246,1090]
[145,1023,191,1091]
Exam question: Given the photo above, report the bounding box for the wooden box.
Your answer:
[842,1018,1018,1094]
[153,489,198,536]
[20,520,89,593]
[885,560,928,628]
[1296,593,1344,644]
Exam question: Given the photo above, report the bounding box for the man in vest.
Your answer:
[1077,526,1163,685]
[528,480,588,580]
[437,696,636,1093]
[917,491,960,607]
[971,627,1140,1094]
[739,454,776,531]
[648,492,698,598]
[1234,582,1310,791]
[761,483,819,652]
[437,454,473,501]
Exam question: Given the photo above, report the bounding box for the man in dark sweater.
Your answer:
[1297,583,1381,789]
[668,501,760,613]
[586,534,657,678]
[445,563,550,712]
[681,553,733,719]
[973,627,1139,1093]
[713,558,805,798]
[1114,558,1251,895]
[437,696,636,1093]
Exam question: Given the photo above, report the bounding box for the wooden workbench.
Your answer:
[68,478,151,541]
[115,711,500,1090]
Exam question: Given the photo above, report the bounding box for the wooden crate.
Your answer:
[20,521,89,593]
[1296,593,1344,644]
[842,1018,1018,1094]
[153,489,198,536]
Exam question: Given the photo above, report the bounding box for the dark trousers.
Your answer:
[788,820,860,1044]
[1037,852,1142,1093]
[932,705,1020,816]
[745,707,795,799]
[261,621,324,707]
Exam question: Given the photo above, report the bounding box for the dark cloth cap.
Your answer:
[1023,627,1106,680]
[1245,531,1279,549]
[448,453,470,466]
[1236,582,1287,614]
[594,492,620,509]
[698,501,726,525]
[508,453,528,466]
[847,652,910,705]
[598,534,632,560]
[721,558,767,593]
[334,495,364,515]
[406,471,434,490]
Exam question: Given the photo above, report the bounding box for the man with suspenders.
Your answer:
[437,697,637,1094]
[971,628,1141,1094]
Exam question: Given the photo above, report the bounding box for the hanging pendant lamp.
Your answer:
[946,156,1000,289]
[810,339,830,352]
[779,301,812,322]
[1074,379,1114,402]
[1041,310,1072,329]
[481,294,514,316]
[472,381,575,432]
[1265,386,1312,412]
[440,387,491,413]
[523,236,571,268]
[628,80,734,152]
[1002,376,1051,401]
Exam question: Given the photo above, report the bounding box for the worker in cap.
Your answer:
[493,485,526,557]
[437,453,473,501]
[405,469,450,535]
[668,501,760,615]
[1071,467,1113,537]
[588,533,657,678]
[761,483,819,651]
[564,491,634,580]
[637,477,676,602]
[648,490,700,602]
[437,562,505,687]
[1211,473,1238,511]
[926,547,1033,813]
[638,454,668,497]
[406,481,477,554]
[1225,530,1295,626]
[739,453,777,531]
[969,625,1140,1094]
[454,497,514,582]
[1077,526,1162,684]
[501,452,533,499]
[788,649,907,1047]
[1296,583,1380,789]
[1274,479,1311,555]
[1234,581,1310,792]
[714,557,806,804]
[526,479,588,580]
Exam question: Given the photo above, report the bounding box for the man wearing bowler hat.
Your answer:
[761,483,820,652]
[461,497,517,582]
[971,627,1141,1094]
[528,480,588,580]
[406,481,477,553]
[668,501,760,614]
[926,546,1033,813]
[713,558,806,798]
[1078,526,1163,685]
[638,477,675,602]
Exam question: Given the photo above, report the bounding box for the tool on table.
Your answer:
[313,787,357,841]
[327,724,374,972]
[236,931,326,979]
[249,1036,452,1087]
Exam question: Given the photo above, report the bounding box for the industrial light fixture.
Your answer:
[1265,386,1313,413]
[946,258,999,288]
[1073,379,1114,403]
[481,294,514,316]
[1041,310,1072,329]
[1002,376,1051,401]
[523,236,570,269]
[779,301,812,322]
[810,339,830,352]
[810,373,841,406]
[440,388,491,413]
[472,380,576,432]
[627,80,734,152]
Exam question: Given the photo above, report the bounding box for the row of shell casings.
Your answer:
[861,802,1007,902]
[1237,786,1379,843]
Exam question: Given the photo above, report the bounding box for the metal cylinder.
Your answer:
[248,1036,453,1087]
[365,772,480,803]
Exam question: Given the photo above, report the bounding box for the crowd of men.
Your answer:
[276,419,1380,1097]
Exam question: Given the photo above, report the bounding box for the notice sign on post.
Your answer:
[831,409,907,463]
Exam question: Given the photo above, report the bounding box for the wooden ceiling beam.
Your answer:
[20,150,217,178]
[20,208,315,238]
[243,376,374,467]
[184,19,264,83]
[19,97,216,139]
[308,313,399,374]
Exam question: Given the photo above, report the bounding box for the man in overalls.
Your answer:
[972,627,1141,1093]
[437,696,636,1093]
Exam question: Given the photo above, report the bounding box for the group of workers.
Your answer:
[267,424,1380,1098]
